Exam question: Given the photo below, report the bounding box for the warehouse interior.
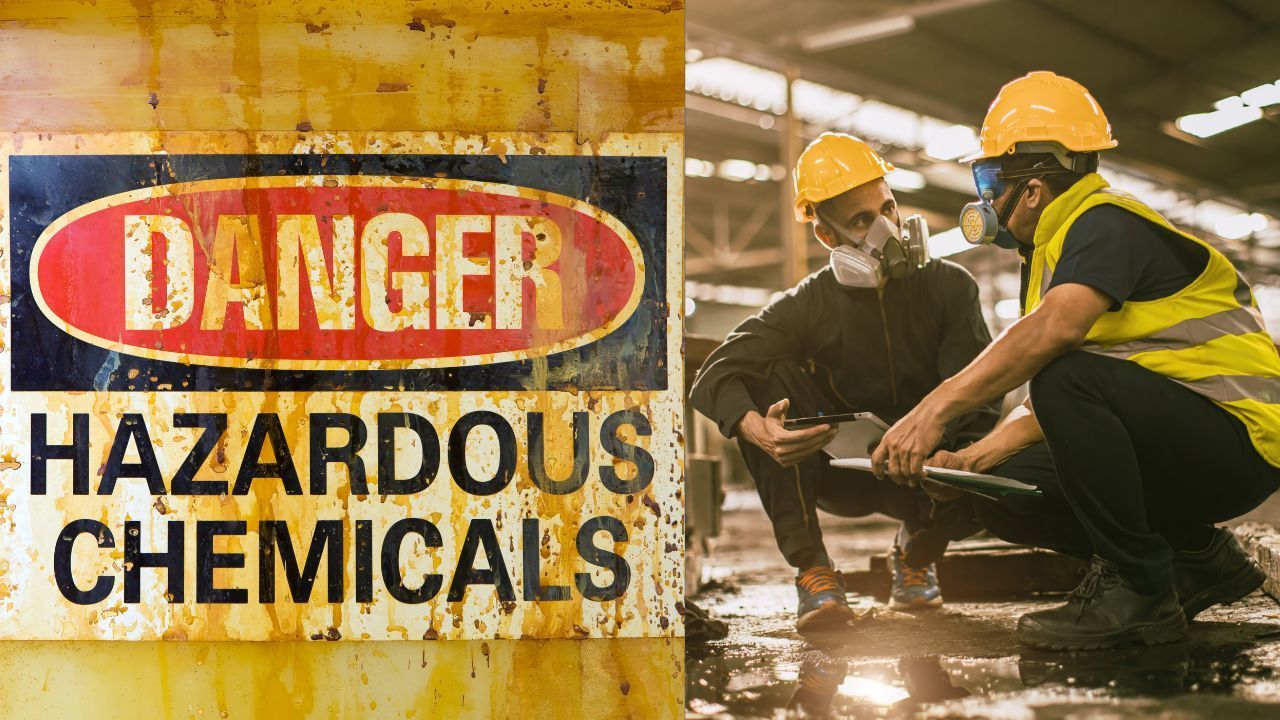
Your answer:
[683,1,1280,717]
[684,0,1280,340]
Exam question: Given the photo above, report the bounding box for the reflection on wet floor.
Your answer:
[687,493,1280,719]
[689,619,1280,718]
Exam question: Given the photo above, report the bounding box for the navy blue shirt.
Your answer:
[1023,205,1209,312]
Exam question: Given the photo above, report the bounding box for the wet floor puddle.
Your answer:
[688,626,1280,718]
[691,495,1280,718]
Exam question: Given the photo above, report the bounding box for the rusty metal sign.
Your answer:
[0,131,683,641]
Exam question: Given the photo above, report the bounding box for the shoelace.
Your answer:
[899,565,931,587]
[1067,565,1120,616]
[893,546,931,587]
[798,569,841,596]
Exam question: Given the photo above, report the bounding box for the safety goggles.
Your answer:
[967,157,1080,198]
[971,159,1006,200]
[971,158,1074,200]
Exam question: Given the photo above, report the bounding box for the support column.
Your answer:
[779,64,808,287]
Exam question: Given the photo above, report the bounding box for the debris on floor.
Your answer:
[688,491,1280,719]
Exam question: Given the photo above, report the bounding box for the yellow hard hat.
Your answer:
[965,71,1117,162]
[793,132,895,222]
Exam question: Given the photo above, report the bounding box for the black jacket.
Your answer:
[691,259,1000,445]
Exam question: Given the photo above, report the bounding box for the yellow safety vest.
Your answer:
[1025,172,1280,469]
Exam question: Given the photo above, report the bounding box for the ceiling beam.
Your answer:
[687,242,827,277]
[686,20,976,125]
[690,23,1280,218]
[1028,0,1266,99]
[794,0,1004,53]
[1109,25,1280,105]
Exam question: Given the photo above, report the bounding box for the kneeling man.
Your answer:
[874,72,1280,650]
[692,133,999,633]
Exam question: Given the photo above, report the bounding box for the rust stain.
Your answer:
[0,0,684,714]
[0,132,684,645]
[0,2,684,136]
[411,11,458,29]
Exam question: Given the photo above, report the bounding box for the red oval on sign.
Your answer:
[31,177,645,369]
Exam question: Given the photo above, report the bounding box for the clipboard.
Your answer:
[830,457,1042,499]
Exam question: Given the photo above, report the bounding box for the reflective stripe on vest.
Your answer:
[1025,173,1280,468]
[1183,375,1280,405]
[1081,305,1266,359]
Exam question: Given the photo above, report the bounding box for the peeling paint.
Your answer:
[0,138,682,640]
[0,637,685,718]
[0,0,683,715]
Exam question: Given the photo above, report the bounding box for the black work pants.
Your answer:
[971,351,1280,593]
[736,360,976,571]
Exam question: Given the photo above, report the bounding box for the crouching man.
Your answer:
[691,133,999,633]
[874,72,1280,650]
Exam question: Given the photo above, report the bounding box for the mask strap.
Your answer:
[815,207,872,255]
[815,208,907,272]
[997,178,1032,229]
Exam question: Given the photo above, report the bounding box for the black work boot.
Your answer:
[1173,527,1265,621]
[1017,556,1187,651]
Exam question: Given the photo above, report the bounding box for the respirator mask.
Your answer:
[818,210,930,288]
[959,159,1028,250]
[959,150,1095,249]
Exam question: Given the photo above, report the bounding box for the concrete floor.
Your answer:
[687,491,1280,719]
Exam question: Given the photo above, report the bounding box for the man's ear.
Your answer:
[813,222,838,250]
[1024,178,1045,210]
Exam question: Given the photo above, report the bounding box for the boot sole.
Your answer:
[1181,560,1266,622]
[796,602,857,634]
[1017,610,1187,651]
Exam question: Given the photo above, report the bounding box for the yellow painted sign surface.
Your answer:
[0,637,684,718]
[1,130,683,642]
[0,0,683,716]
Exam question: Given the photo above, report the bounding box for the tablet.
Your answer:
[782,411,888,430]
[822,414,890,460]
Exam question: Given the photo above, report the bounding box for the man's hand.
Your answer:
[862,448,972,501]
[869,283,1112,486]
[925,449,976,473]
[921,449,975,501]
[736,399,837,468]
[870,403,945,485]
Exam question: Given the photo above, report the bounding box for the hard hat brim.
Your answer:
[959,138,1117,165]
